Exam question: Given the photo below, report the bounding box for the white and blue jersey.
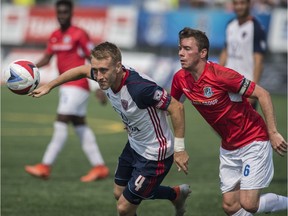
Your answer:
[224,17,266,80]
[93,66,173,161]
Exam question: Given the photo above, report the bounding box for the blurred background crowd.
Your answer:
[1,0,287,93]
[3,0,288,11]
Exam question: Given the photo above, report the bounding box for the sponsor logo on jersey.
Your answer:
[63,35,71,43]
[191,99,218,106]
[203,86,213,98]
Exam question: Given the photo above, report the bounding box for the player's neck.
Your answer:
[189,67,204,81]
[237,15,251,25]
[188,63,205,81]
[60,23,71,31]
[111,70,126,93]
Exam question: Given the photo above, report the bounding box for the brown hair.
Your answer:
[179,27,210,59]
[91,42,122,65]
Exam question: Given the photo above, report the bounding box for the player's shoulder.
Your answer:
[225,18,237,29]
[71,25,85,32]
[68,25,89,37]
[207,61,237,78]
[125,68,156,87]
[50,28,61,37]
[124,68,158,95]
[251,17,266,32]
[173,68,186,78]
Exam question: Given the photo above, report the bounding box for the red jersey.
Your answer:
[171,61,268,150]
[46,25,93,91]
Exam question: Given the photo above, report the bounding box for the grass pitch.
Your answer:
[1,86,287,216]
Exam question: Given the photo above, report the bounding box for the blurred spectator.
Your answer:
[219,0,267,109]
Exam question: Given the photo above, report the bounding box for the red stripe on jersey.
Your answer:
[150,107,167,160]
[147,107,167,161]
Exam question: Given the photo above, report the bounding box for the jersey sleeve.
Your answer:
[218,67,255,97]
[171,72,185,102]
[129,81,171,110]
[141,85,171,110]
[45,34,54,55]
[78,30,94,57]
[253,18,267,54]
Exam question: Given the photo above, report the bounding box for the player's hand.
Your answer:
[269,132,287,156]
[28,84,51,98]
[95,89,107,105]
[174,151,189,175]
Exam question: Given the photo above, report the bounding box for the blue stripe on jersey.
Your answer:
[125,70,171,110]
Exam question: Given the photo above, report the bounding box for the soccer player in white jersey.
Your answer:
[171,27,287,215]
[219,0,266,109]
[29,42,191,216]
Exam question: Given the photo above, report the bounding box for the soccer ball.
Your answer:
[4,60,40,95]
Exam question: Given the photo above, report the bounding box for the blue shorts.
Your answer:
[114,142,173,205]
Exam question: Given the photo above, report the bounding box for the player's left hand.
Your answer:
[28,84,51,98]
[270,132,287,156]
[174,151,189,175]
[95,89,107,105]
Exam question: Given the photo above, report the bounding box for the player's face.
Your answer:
[178,37,202,71]
[90,57,120,91]
[56,4,72,27]
[233,0,250,18]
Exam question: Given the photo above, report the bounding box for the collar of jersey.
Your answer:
[113,68,130,93]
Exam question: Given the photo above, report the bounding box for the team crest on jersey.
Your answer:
[203,86,213,98]
[121,99,128,110]
[63,35,71,43]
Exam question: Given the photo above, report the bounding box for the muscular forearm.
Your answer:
[168,99,185,138]
[47,66,88,89]
[29,65,90,98]
[257,89,278,135]
[36,54,52,68]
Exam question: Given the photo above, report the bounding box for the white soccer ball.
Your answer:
[4,60,40,95]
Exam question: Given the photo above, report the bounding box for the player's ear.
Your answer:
[200,48,208,59]
[116,62,122,73]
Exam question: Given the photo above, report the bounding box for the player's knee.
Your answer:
[222,200,240,215]
[117,202,129,216]
[240,201,258,213]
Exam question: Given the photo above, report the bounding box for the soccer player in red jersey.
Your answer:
[171,27,287,215]
[25,0,109,182]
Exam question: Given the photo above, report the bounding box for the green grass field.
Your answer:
[1,86,287,216]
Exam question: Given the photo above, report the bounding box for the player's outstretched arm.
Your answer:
[167,97,189,174]
[250,85,288,156]
[29,65,91,98]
